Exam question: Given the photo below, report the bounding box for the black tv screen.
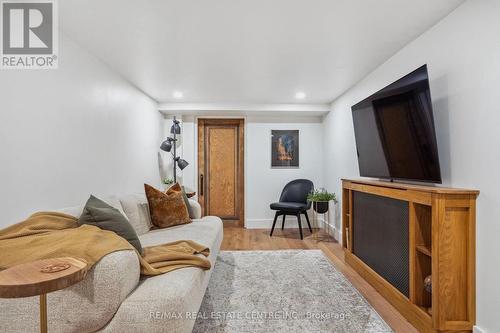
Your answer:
[351,65,442,183]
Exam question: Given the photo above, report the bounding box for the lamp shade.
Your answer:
[177,158,189,170]
[160,139,172,152]
[170,122,181,135]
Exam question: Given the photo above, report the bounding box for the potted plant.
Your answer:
[162,178,174,186]
[307,188,337,214]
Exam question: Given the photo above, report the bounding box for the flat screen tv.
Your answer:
[351,65,442,183]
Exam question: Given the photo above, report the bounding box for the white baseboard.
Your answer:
[473,325,487,333]
[245,217,338,240]
[245,218,298,229]
[334,229,342,243]
[321,219,337,238]
[245,217,318,229]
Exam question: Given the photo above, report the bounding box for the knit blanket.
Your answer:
[0,212,211,276]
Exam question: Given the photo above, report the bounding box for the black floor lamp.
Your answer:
[160,116,189,183]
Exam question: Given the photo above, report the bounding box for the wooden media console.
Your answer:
[342,178,479,333]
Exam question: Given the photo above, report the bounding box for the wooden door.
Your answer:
[198,119,244,227]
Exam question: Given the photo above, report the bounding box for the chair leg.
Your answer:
[270,211,279,237]
[304,211,312,233]
[296,213,303,240]
[281,214,286,230]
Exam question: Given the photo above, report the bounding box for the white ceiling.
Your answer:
[60,0,465,105]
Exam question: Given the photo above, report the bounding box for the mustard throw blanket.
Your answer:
[0,212,211,276]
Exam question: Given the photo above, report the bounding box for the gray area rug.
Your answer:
[193,250,393,333]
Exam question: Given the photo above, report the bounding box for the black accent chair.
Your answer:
[269,179,314,240]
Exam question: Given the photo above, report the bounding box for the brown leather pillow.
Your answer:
[144,183,191,228]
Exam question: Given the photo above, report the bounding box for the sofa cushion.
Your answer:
[119,193,152,235]
[138,216,222,249]
[187,199,202,219]
[55,205,84,218]
[78,195,143,254]
[98,216,223,333]
[54,196,128,219]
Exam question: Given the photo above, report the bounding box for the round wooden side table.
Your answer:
[0,257,88,333]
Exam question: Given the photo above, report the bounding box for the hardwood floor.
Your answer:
[221,226,418,333]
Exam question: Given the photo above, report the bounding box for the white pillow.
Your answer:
[119,194,152,235]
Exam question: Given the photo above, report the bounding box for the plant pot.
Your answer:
[313,201,329,214]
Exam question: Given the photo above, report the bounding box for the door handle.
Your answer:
[200,174,204,196]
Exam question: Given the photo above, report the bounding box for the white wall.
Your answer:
[245,116,324,228]
[322,0,500,332]
[173,115,326,229]
[0,34,162,226]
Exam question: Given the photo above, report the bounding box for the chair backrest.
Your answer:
[279,179,314,206]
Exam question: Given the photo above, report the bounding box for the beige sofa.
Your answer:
[0,194,223,333]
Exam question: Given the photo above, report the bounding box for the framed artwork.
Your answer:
[271,130,299,168]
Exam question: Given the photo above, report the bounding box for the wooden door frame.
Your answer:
[197,118,245,227]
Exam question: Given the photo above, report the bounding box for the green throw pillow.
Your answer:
[78,195,143,254]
